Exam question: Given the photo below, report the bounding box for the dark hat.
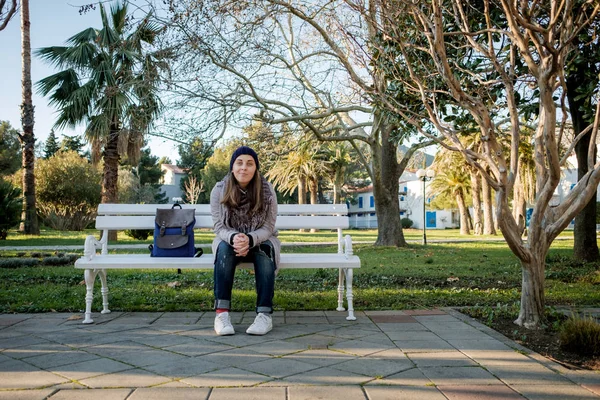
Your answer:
[230,146,259,171]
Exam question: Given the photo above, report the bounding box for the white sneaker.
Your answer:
[214,312,235,336]
[246,313,273,335]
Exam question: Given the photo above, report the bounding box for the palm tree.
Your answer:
[324,143,352,204]
[267,139,329,205]
[36,2,166,215]
[430,150,472,235]
[18,0,39,234]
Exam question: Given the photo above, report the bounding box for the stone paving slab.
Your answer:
[0,309,599,399]
[364,385,447,400]
[128,387,211,399]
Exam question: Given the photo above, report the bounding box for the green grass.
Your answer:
[1,228,598,314]
[0,227,531,247]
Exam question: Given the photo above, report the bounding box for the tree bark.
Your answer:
[372,122,407,246]
[470,169,483,235]
[566,61,599,262]
[102,129,120,241]
[481,173,496,235]
[512,175,527,235]
[18,0,39,235]
[308,176,318,232]
[456,192,470,235]
[514,247,547,329]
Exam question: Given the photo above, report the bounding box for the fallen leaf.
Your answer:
[67,315,83,321]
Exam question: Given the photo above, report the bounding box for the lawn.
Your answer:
[1,228,598,314]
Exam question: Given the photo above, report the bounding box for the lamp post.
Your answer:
[416,168,435,245]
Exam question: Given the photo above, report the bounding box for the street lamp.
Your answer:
[416,168,435,245]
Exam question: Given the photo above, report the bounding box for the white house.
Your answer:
[348,155,600,230]
[160,164,187,203]
[347,170,457,230]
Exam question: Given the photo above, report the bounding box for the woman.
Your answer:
[210,146,280,336]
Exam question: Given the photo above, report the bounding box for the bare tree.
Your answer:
[159,0,435,246]
[184,175,204,204]
[369,0,600,328]
[0,0,17,31]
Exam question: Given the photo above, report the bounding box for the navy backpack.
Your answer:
[150,204,196,257]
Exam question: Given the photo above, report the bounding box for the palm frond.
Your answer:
[36,69,79,97]
[35,46,70,68]
[110,1,128,35]
[66,27,98,46]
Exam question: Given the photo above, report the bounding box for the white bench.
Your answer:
[75,203,361,324]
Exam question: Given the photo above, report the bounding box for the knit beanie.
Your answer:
[230,146,260,171]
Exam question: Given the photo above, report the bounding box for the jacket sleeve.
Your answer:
[247,184,278,247]
[211,183,238,243]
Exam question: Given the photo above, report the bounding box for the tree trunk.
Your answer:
[297,176,306,205]
[481,174,496,235]
[308,176,318,232]
[372,122,406,246]
[297,176,307,232]
[514,247,547,328]
[102,129,120,241]
[512,175,527,235]
[333,168,344,204]
[18,0,39,235]
[470,169,483,235]
[456,192,470,235]
[566,61,599,261]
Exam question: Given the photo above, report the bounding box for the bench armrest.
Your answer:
[83,235,103,260]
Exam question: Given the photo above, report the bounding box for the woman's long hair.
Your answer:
[221,170,264,215]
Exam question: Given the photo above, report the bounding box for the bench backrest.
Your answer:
[95,203,350,231]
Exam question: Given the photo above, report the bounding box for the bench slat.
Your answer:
[97,203,349,216]
[94,215,349,230]
[75,253,361,270]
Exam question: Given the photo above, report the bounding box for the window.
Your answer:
[370,213,376,216]
[400,196,405,201]
[358,197,363,208]
[369,196,374,207]
[400,211,405,216]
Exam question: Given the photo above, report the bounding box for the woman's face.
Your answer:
[232,154,257,188]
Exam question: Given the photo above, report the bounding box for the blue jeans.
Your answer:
[213,240,276,313]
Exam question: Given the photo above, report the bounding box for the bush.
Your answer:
[0,258,40,268]
[401,217,413,229]
[125,229,152,240]
[560,315,600,356]
[36,151,101,230]
[0,179,22,239]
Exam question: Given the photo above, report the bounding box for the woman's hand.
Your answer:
[232,233,250,257]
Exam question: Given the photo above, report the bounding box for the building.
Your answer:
[160,164,187,203]
[347,170,458,230]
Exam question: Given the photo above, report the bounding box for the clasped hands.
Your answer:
[232,233,250,257]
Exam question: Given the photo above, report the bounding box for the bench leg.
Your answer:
[336,268,345,311]
[83,269,97,324]
[98,269,111,315]
[344,268,356,321]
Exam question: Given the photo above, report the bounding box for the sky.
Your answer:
[0,1,180,163]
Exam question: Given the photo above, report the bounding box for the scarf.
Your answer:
[224,175,273,234]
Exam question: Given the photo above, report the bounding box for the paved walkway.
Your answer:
[1,309,599,399]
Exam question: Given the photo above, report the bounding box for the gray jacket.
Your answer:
[210,179,281,271]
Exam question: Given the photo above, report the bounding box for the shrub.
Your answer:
[0,179,22,239]
[0,258,40,268]
[125,229,152,240]
[36,151,101,230]
[401,217,413,229]
[560,314,600,356]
